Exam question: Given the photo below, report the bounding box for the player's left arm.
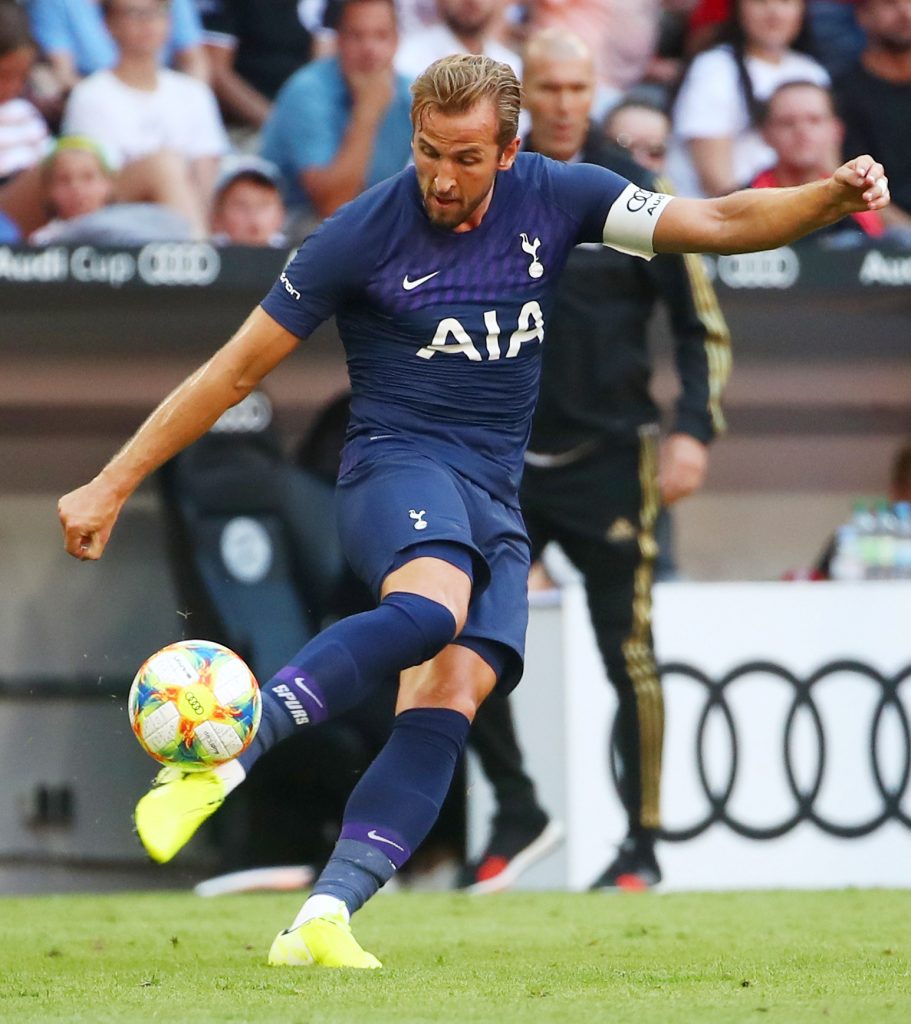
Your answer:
[653,156,890,255]
[58,308,300,561]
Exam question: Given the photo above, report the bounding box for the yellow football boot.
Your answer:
[134,766,225,863]
[268,910,382,970]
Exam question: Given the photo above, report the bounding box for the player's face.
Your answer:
[48,149,113,220]
[213,179,286,246]
[762,87,841,172]
[413,100,519,232]
[739,0,805,54]
[523,53,594,162]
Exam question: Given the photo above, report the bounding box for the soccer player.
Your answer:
[58,54,890,969]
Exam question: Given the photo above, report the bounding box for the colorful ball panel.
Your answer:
[128,639,261,769]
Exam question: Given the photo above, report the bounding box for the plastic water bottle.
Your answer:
[851,501,878,579]
[894,502,911,579]
[874,500,898,578]
[829,524,864,581]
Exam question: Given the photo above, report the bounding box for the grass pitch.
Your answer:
[1,889,909,1023]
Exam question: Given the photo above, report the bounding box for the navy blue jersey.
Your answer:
[261,152,665,506]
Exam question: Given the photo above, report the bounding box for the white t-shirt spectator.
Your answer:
[63,68,229,169]
[0,98,51,179]
[395,23,521,83]
[668,45,830,197]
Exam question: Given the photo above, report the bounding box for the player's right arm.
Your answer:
[58,307,300,561]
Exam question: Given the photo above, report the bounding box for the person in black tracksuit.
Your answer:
[458,28,731,891]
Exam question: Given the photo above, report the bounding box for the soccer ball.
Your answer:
[128,639,261,769]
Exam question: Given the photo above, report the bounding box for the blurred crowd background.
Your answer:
[1,0,910,249]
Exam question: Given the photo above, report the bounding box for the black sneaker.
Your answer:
[456,810,564,894]
[590,836,662,891]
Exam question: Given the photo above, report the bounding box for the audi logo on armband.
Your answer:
[137,243,221,286]
[625,188,652,213]
[610,660,911,842]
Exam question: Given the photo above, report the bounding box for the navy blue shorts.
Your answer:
[336,440,530,691]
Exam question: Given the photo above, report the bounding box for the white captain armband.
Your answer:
[602,184,675,260]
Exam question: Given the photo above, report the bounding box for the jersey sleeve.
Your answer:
[546,158,673,261]
[259,203,372,339]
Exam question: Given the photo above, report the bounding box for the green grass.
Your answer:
[1,890,909,1023]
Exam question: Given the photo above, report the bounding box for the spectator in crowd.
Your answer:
[198,0,315,135]
[751,80,885,239]
[0,2,52,237]
[668,0,829,197]
[0,2,49,180]
[527,0,666,116]
[684,1,866,74]
[395,0,521,82]
[260,0,410,227]
[603,97,671,174]
[28,135,201,244]
[835,0,911,225]
[62,0,229,210]
[394,0,442,36]
[27,0,208,99]
[806,0,866,76]
[685,0,731,53]
[209,155,287,246]
[458,28,730,894]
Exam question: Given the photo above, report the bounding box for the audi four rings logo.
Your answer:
[717,247,800,289]
[609,660,911,841]
[625,188,652,213]
[137,243,221,286]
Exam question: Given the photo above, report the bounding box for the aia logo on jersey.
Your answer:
[416,302,545,362]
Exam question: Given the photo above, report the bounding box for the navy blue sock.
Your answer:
[238,594,456,772]
[312,707,471,913]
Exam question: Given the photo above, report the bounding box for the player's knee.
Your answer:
[381,545,475,634]
[381,592,458,664]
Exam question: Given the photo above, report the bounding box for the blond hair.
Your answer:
[411,54,521,151]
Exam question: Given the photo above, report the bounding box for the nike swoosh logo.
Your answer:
[402,271,440,291]
[294,677,324,708]
[367,829,405,851]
